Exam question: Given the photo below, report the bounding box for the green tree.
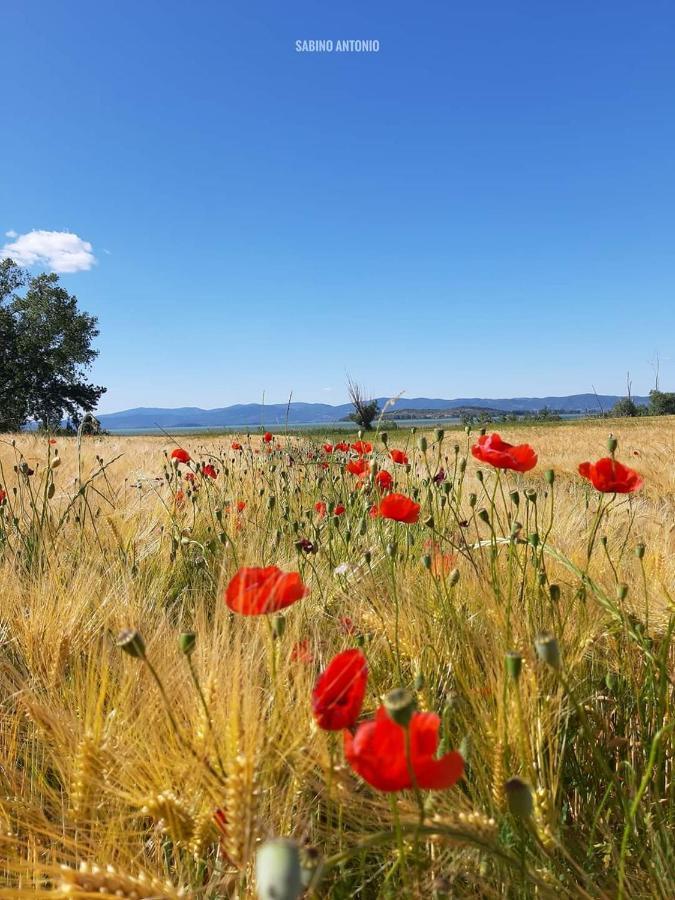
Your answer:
[0,259,106,431]
[648,390,675,416]
[612,397,644,417]
[347,377,379,431]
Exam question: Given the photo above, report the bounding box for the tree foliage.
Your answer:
[347,377,379,431]
[648,389,675,416]
[0,259,106,431]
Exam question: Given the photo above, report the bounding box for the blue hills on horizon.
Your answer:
[96,394,649,430]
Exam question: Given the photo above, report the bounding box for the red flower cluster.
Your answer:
[201,464,218,479]
[312,649,368,730]
[225,566,309,615]
[263,432,273,444]
[378,492,420,524]
[578,458,643,493]
[335,442,349,453]
[471,433,537,473]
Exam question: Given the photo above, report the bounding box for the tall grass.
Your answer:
[0,420,673,898]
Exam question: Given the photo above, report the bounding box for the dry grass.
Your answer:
[0,418,673,898]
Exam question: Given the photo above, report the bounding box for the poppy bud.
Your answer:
[505,651,523,681]
[116,629,146,659]
[255,838,303,900]
[267,496,276,510]
[607,435,618,455]
[528,532,539,548]
[50,457,61,469]
[534,631,560,670]
[414,671,425,691]
[509,490,520,506]
[383,687,416,727]
[386,542,396,558]
[448,568,460,586]
[47,482,55,499]
[479,427,486,436]
[459,457,466,473]
[525,489,537,503]
[477,507,490,524]
[635,543,646,559]
[600,535,608,547]
[380,432,388,446]
[476,469,484,483]
[549,583,560,603]
[421,554,432,570]
[418,436,428,452]
[605,671,619,693]
[364,550,371,565]
[510,521,522,540]
[423,515,434,529]
[355,633,366,648]
[272,615,286,639]
[468,492,477,508]
[464,424,472,435]
[537,572,547,587]
[545,469,555,485]
[435,429,444,442]
[505,777,534,819]
[178,631,196,655]
[616,583,629,601]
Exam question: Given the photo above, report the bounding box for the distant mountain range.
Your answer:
[97,394,648,431]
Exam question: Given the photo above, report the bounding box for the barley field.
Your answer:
[0,419,673,899]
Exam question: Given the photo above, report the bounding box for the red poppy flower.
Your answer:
[174,489,186,508]
[48,438,57,445]
[290,639,314,664]
[184,471,196,484]
[339,616,356,635]
[231,441,243,451]
[225,566,309,615]
[433,468,446,484]
[315,501,327,518]
[344,707,464,792]
[263,432,273,444]
[312,649,368,731]
[202,464,218,479]
[322,443,334,454]
[320,461,329,470]
[471,433,536,473]
[0,487,6,505]
[236,500,246,512]
[375,470,393,491]
[334,503,346,516]
[368,504,379,518]
[351,440,373,456]
[171,448,191,464]
[389,449,408,466]
[335,442,349,453]
[378,492,420,524]
[347,459,369,477]
[578,458,643,493]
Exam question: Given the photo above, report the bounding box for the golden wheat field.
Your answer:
[0,418,673,899]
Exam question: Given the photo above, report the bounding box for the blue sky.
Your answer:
[2,1,674,413]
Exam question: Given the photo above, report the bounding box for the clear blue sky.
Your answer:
[2,1,674,413]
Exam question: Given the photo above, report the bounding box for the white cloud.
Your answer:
[1,229,96,273]
[5,229,17,238]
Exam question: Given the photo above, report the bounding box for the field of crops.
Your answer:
[0,419,673,898]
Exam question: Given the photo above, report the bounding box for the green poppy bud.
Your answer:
[116,628,146,659]
[272,615,286,639]
[534,631,560,669]
[414,671,425,691]
[178,631,196,655]
[477,507,490,524]
[380,432,388,446]
[616,583,629,601]
[421,554,432,570]
[607,434,618,455]
[384,688,417,727]
[509,490,520,506]
[468,492,477,508]
[435,428,444,443]
[545,469,555,485]
[418,436,428,452]
[505,651,523,681]
[635,543,646,559]
[476,469,484,483]
[505,777,534,819]
[549,583,561,603]
[255,838,303,900]
[448,568,460,586]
